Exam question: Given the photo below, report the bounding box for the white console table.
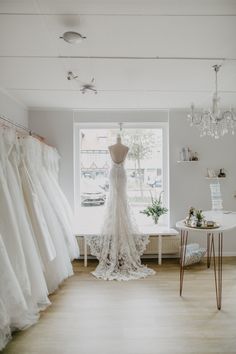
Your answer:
[76,225,178,267]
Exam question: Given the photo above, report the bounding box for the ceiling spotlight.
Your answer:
[60,31,86,44]
[66,71,98,94]
[67,71,78,80]
[81,78,97,94]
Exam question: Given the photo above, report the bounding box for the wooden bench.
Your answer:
[76,225,179,267]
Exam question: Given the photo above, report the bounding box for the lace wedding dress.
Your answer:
[88,161,155,281]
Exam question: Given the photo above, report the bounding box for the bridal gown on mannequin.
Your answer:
[88,139,155,281]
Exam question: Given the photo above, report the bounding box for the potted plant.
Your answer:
[140,191,168,224]
[195,209,204,227]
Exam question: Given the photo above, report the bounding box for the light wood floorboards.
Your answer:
[2,258,236,354]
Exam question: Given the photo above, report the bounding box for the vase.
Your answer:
[196,220,202,227]
[153,216,159,224]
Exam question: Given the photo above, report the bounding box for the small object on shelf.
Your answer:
[206,168,226,179]
[191,152,199,161]
[178,147,199,162]
[179,147,189,161]
[207,168,217,178]
[218,168,226,178]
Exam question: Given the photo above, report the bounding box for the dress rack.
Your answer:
[0,115,44,141]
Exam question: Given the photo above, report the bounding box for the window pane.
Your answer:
[78,127,166,229]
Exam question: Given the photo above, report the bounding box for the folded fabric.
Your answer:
[181,243,206,266]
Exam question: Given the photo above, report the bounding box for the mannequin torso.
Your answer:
[108,135,129,164]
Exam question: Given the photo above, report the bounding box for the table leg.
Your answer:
[84,237,87,267]
[158,235,162,265]
[210,232,223,310]
[207,232,212,268]
[179,230,188,296]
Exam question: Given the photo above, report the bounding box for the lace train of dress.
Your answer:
[88,162,155,281]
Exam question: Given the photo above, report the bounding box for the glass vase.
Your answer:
[153,215,159,224]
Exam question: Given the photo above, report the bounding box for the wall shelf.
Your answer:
[205,177,226,180]
[177,160,199,163]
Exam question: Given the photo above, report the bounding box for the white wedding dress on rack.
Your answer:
[88,160,155,281]
[20,136,73,293]
[42,144,79,261]
[2,129,50,310]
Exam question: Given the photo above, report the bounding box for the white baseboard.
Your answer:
[221,252,236,256]
[78,252,236,261]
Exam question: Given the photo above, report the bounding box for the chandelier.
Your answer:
[187,65,236,139]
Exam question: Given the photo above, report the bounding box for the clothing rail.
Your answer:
[0,114,44,141]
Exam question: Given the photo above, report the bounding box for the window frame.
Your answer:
[74,122,169,226]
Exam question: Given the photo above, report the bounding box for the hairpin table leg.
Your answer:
[211,232,223,310]
[207,232,211,268]
[180,229,188,296]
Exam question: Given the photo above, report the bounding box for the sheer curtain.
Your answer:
[0,125,79,350]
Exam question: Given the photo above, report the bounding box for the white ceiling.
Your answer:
[0,0,236,109]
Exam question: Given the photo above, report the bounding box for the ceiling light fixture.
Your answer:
[67,71,78,80]
[60,31,86,44]
[66,72,97,94]
[81,78,97,94]
[187,65,236,139]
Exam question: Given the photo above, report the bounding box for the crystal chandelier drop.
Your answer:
[187,65,236,139]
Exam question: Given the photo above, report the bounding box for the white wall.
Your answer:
[28,110,74,208]
[0,88,28,126]
[29,108,236,254]
[169,109,236,253]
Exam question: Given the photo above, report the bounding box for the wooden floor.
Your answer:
[3,258,236,354]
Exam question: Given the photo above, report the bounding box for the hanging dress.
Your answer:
[2,128,50,310]
[0,128,31,298]
[0,234,38,332]
[41,144,79,260]
[20,136,73,293]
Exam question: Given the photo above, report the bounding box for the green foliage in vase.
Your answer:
[140,191,168,221]
[195,209,204,221]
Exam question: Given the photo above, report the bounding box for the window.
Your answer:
[74,124,169,230]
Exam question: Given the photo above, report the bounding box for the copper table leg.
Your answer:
[179,229,188,296]
[210,232,223,310]
[207,232,212,268]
